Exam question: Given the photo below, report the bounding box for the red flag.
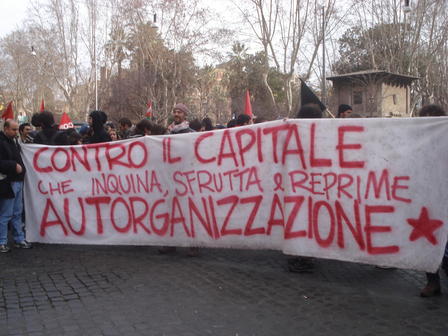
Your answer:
[40,98,45,112]
[1,101,14,120]
[59,112,74,130]
[244,90,253,117]
[145,100,153,118]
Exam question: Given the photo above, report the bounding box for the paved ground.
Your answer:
[0,244,447,336]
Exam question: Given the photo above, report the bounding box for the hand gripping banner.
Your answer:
[21,118,448,272]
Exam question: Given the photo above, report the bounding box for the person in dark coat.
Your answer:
[287,103,324,272]
[418,104,448,297]
[86,110,111,144]
[33,111,68,146]
[132,119,153,137]
[0,120,32,252]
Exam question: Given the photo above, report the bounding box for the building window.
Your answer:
[353,91,363,105]
[392,94,397,105]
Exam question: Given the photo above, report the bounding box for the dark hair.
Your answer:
[227,119,237,128]
[65,128,82,145]
[31,113,42,127]
[202,117,214,131]
[254,116,266,124]
[419,104,446,117]
[297,104,322,119]
[118,117,132,127]
[236,114,251,126]
[337,104,352,118]
[189,119,202,132]
[89,110,108,125]
[150,124,167,135]
[19,123,31,133]
[105,121,116,129]
[134,119,153,136]
[39,111,55,128]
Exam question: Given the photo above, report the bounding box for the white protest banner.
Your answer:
[21,118,448,272]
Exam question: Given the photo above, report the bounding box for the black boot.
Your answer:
[420,272,441,297]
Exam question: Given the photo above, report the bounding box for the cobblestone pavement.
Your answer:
[0,244,447,336]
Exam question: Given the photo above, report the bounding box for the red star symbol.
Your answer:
[407,207,443,245]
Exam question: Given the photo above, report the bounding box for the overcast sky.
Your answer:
[0,0,29,38]
[0,1,241,36]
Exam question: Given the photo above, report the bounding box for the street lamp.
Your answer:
[30,46,43,114]
[403,0,412,13]
[152,13,158,29]
[321,5,327,106]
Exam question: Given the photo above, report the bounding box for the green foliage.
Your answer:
[225,42,285,119]
[102,21,197,123]
[333,23,411,74]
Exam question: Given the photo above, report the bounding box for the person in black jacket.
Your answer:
[287,104,323,272]
[0,120,32,253]
[418,104,447,297]
[33,111,68,146]
[86,110,111,144]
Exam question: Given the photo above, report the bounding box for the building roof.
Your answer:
[327,70,418,87]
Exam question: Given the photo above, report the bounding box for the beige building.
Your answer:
[327,70,418,117]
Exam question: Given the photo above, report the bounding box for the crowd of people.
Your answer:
[0,101,447,297]
[14,103,266,147]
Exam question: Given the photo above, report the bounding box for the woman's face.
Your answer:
[109,130,118,140]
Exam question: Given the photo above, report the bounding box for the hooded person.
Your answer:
[167,103,193,134]
[86,110,111,144]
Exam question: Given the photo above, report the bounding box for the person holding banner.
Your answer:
[288,104,323,273]
[0,120,32,252]
[418,104,448,297]
[236,114,253,126]
[18,123,33,144]
[159,103,199,256]
[86,110,111,144]
[33,111,68,146]
[337,104,352,118]
[118,118,133,139]
[167,103,194,134]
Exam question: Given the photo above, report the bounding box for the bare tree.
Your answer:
[233,0,337,116]
[26,0,110,118]
[340,0,448,110]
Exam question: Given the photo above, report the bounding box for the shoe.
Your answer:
[14,241,32,249]
[158,246,176,254]
[0,245,10,253]
[187,247,200,257]
[420,272,441,297]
